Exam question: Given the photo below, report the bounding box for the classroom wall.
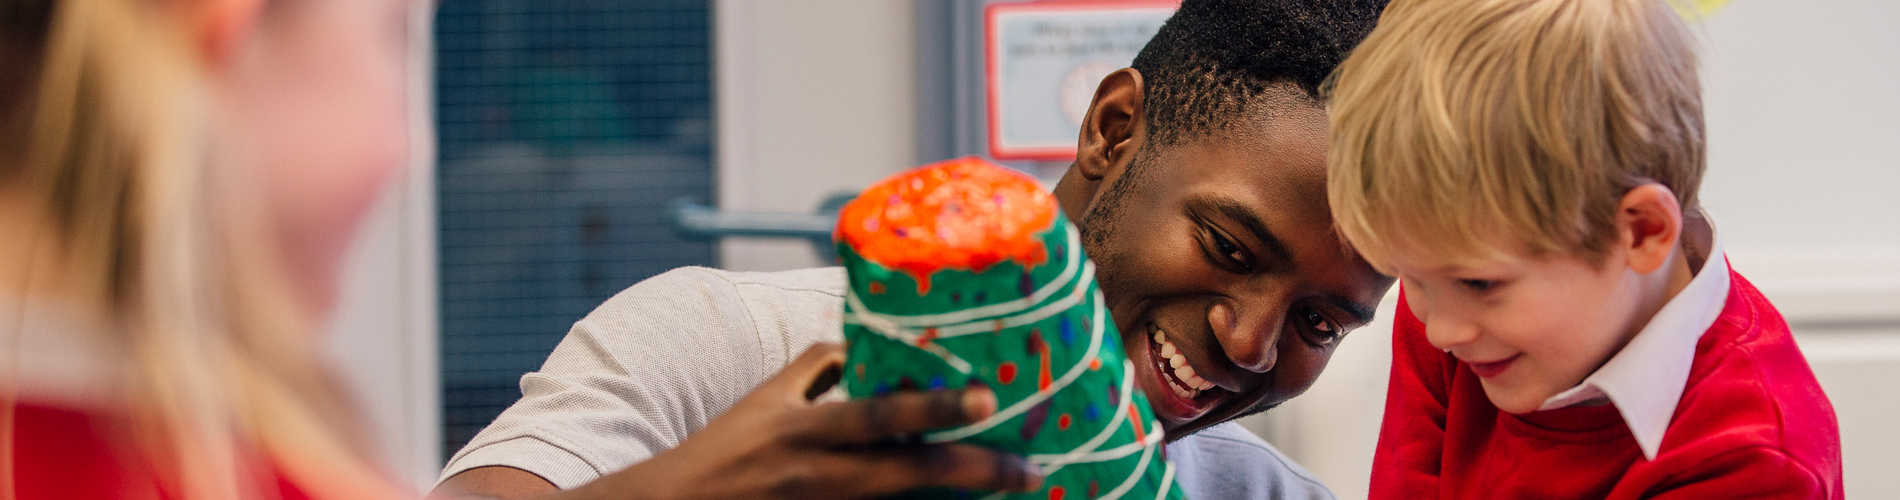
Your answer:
[321,1,441,490]
[714,0,920,271]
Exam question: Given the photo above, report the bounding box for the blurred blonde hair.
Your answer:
[1326,0,1705,271]
[2,0,404,498]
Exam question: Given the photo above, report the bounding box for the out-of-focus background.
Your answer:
[339,0,1898,496]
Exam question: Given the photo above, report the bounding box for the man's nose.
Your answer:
[1208,301,1279,373]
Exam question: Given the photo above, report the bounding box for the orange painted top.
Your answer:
[836,157,1058,294]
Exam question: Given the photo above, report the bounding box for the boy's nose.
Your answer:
[1209,301,1279,373]
[1422,309,1481,351]
[1410,285,1477,350]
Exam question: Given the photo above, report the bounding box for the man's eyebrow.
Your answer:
[1194,196,1294,267]
[1327,295,1378,325]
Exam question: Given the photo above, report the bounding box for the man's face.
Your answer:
[1063,91,1392,438]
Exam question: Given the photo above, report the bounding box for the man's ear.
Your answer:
[1616,183,1684,275]
[190,0,268,68]
[1073,68,1146,182]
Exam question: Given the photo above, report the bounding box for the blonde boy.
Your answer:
[1327,0,1843,498]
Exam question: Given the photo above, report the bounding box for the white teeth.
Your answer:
[1165,374,1197,398]
[1152,328,1213,398]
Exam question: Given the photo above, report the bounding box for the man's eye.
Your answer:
[1458,279,1498,292]
[1299,306,1342,345]
[1210,231,1249,269]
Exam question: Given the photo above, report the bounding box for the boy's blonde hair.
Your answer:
[1326,0,1705,271]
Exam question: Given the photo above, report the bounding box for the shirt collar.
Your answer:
[1534,222,1729,460]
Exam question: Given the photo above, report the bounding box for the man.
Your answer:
[432,1,1393,498]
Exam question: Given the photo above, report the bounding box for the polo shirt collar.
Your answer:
[1534,223,1729,460]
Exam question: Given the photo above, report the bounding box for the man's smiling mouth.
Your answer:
[1145,324,1232,420]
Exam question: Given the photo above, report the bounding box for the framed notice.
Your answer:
[986,1,1178,161]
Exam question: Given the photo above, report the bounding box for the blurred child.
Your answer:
[2,0,416,498]
[1326,0,1843,498]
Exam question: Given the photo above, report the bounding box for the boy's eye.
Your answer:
[1298,306,1343,345]
[1458,279,1498,292]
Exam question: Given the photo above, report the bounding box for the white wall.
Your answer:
[715,0,920,271]
[321,1,441,491]
[1249,2,1900,498]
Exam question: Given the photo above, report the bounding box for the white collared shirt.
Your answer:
[1535,225,1730,460]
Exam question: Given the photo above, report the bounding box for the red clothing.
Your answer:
[1370,269,1843,499]
[12,404,312,500]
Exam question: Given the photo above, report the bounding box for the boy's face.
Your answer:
[1057,76,1393,438]
[1385,241,1650,414]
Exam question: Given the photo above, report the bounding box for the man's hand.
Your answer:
[430,344,1043,500]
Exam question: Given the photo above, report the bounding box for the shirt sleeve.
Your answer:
[1168,423,1338,500]
[1368,288,1450,500]
[436,267,778,489]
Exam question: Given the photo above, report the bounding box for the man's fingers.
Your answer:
[819,444,1043,496]
[797,386,997,445]
[760,344,846,400]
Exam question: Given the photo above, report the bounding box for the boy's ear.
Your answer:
[1073,68,1146,182]
[1616,183,1684,275]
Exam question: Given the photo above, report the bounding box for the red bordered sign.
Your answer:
[986,1,1179,161]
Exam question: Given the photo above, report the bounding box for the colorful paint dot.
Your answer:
[974,291,988,303]
[1083,403,1100,420]
[868,281,886,295]
[1088,481,1100,498]
[1048,485,1066,500]
[997,362,1018,384]
[1018,271,1035,297]
[1058,318,1075,344]
[855,363,865,380]
[927,375,946,390]
[1089,357,1102,371]
[1021,400,1052,441]
[917,327,940,347]
[1129,404,1147,441]
[1057,413,1072,431]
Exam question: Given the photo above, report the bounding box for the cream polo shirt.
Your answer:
[1535,224,1730,460]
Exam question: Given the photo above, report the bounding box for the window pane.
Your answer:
[434,0,714,458]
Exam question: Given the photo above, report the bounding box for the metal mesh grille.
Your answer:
[434,0,714,459]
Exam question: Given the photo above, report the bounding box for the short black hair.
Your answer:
[1131,0,1388,146]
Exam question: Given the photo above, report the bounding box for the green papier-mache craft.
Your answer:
[835,157,1186,500]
